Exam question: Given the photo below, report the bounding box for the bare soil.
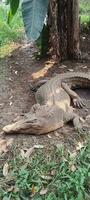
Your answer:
[0,34,90,155]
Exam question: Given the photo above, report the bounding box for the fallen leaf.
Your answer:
[83,66,87,69]
[50,169,56,176]
[76,142,84,150]
[9,96,13,100]
[0,139,8,154]
[80,117,85,123]
[31,184,36,195]
[21,145,44,159]
[6,138,13,147]
[34,145,44,149]
[10,102,12,106]
[20,147,34,159]
[25,147,34,158]
[7,186,14,192]
[41,175,52,180]
[3,163,9,178]
[68,69,74,72]
[59,65,67,69]
[54,131,59,137]
[40,187,47,195]
[70,164,76,172]
[47,134,52,139]
[15,71,18,75]
[20,149,26,159]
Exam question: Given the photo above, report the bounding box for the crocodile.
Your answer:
[3,72,90,135]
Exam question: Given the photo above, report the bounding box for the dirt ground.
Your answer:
[0,33,90,155]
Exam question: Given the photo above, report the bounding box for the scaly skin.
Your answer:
[3,72,90,134]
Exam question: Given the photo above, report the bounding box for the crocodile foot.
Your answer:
[73,97,85,108]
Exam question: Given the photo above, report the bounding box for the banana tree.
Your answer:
[7,0,49,40]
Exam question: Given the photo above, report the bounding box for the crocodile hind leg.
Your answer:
[61,82,85,108]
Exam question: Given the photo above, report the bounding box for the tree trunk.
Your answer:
[48,0,80,61]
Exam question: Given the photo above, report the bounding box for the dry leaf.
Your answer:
[25,147,34,158]
[20,147,34,159]
[15,71,18,75]
[83,66,87,69]
[59,65,67,69]
[41,175,52,180]
[7,186,14,192]
[10,102,12,106]
[47,134,52,139]
[54,131,59,137]
[70,164,76,172]
[76,142,84,150]
[0,139,7,154]
[50,169,56,176]
[3,162,9,178]
[9,96,13,100]
[80,117,85,123]
[40,187,47,195]
[68,69,74,72]
[21,145,44,159]
[7,138,13,147]
[34,145,44,149]
[31,184,36,195]
[20,149,26,159]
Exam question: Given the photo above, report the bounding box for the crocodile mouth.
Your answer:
[3,104,63,135]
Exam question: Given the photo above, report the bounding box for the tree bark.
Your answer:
[67,0,80,58]
[48,0,80,61]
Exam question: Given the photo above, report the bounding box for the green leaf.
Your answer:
[7,0,20,23]
[10,0,20,15]
[22,0,49,41]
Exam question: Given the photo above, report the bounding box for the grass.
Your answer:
[0,140,90,200]
[0,5,23,45]
[0,5,23,58]
[80,0,90,28]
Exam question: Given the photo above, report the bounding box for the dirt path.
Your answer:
[0,34,90,155]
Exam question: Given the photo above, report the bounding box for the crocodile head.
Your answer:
[3,104,60,135]
[3,104,64,135]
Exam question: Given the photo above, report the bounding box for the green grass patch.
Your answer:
[0,140,90,200]
[0,5,23,47]
[80,0,90,29]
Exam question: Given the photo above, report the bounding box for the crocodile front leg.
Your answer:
[61,82,85,108]
[64,110,83,131]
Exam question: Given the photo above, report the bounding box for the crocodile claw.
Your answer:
[73,98,85,108]
[75,127,85,135]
